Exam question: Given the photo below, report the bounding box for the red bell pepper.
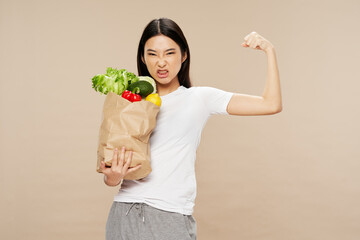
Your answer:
[122,88,142,102]
[122,90,133,102]
[131,93,141,102]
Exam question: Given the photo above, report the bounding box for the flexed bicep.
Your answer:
[226,93,281,116]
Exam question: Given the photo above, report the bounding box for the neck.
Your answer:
[157,80,181,97]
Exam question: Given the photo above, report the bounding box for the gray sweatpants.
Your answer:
[106,202,197,240]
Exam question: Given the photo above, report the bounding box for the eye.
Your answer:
[167,52,175,55]
[148,53,156,56]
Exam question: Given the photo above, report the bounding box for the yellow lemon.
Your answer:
[145,93,161,107]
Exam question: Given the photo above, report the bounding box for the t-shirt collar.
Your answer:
[159,85,185,99]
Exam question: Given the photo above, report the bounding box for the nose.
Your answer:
[157,57,167,68]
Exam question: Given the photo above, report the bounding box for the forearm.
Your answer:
[262,47,282,111]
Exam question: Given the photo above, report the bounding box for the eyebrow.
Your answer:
[147,48,176,52]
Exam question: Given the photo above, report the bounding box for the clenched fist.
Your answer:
[241,31,274,53]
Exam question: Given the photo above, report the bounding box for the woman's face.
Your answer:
[142,35,187,86]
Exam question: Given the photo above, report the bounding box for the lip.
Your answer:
[157,69,168,73]
[157,69,169,78]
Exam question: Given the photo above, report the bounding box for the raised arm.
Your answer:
[227,32,282,116]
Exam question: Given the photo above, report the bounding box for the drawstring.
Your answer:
[142,204,145,222]
[125,203,136,215]
[125,203,145,222]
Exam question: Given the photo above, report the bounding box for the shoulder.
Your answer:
[187,85,217,93]
[185,86,211,99]
[184,85,233,99]
[187,85,229,96]
[186,85,225,106]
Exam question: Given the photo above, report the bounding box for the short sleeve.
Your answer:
[194,86,234,115]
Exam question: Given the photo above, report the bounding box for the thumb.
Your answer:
[100,161,107,172]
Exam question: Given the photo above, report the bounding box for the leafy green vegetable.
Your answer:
[91,67,139,95]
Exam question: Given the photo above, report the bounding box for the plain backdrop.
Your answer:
[1,0,360,239]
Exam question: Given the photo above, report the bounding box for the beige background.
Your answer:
[1,0,360,239]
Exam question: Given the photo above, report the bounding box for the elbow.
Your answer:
[263,98,282,114]
[272,104,283,114]
[267,104,282,115]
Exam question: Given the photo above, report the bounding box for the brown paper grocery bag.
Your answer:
[96,92,160,180]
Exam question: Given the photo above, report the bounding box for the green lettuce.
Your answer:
[91,67,139,95]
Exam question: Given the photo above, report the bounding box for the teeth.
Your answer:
[158,70,168,73]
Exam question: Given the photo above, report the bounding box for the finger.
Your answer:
[124,151,133,169]
[255,40,261,49]
[127,164,142,174]
[251,39,258,49]
[111,148,118,169]
[250,41,255,49]
[246,37,253,46]
[119,146,126,166]
[100,161,110,174]
[100,160,106,170]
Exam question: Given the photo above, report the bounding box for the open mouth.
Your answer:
[157,70,169,78]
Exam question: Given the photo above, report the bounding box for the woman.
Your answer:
[100,17,282,240]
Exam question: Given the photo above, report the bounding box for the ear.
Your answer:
[182,51,187,63]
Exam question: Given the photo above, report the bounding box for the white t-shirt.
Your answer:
[113,85,234,215]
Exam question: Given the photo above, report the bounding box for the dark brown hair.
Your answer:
[137,18,192,88]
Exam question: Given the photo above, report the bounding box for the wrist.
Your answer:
[105,175,123,186]
[265,45,275,54]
